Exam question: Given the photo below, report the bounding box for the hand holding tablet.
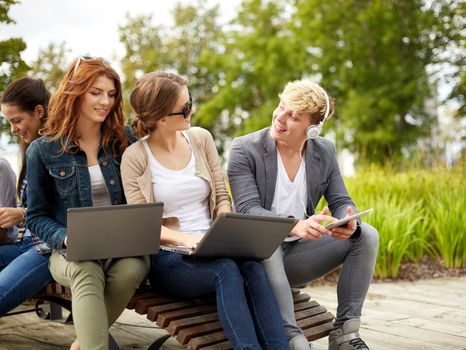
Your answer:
[324,208,373,230]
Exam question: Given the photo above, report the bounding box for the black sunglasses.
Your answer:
[167,92,193,119]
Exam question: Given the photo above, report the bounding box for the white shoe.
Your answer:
[289,334,313,350]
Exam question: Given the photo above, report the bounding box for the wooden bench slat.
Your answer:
[294,300,319,311]
[303,318,335,341]
[300,311,335,330]
[147,299,214,322]
[199,340,233,350]
[198,340,232,350]
[292,293,311,304]
[136,297,201,315]
[157,304,218,327]
[127,291,174,309]
[177,321,223,344]
[297,305,327,322]
[295,305,328,321]
[187,332,228,350]
[167,312,219,334]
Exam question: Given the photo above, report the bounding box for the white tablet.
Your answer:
[325,208,373,229]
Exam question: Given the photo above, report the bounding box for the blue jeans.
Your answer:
[150,251,288,350]
[0,236,53,316]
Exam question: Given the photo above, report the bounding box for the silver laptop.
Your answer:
[66,203,163,261]
[161,212,298,259]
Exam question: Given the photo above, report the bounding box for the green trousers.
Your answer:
[49,250,150,350]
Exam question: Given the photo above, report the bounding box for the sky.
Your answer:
[0,0,239,64]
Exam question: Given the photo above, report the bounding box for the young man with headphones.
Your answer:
[227,79,379,350]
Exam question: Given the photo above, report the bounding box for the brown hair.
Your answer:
[44,57,128,154]
[130,71,187,137]
[1,77,50,197]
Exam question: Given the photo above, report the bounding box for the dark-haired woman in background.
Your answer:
[0,77,53,316]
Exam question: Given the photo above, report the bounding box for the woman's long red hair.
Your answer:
[44,57,128,154]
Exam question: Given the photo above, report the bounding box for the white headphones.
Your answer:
[305,87,331,139]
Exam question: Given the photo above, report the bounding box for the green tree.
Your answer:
[118,13,164,117]
[448,2,465,121]
[197,0,308,148]
[29,42,70,93]
[119,1,220,115]
[118,1,222,123]
[292,0,464,164]
[184,0,319,157]
[0,0,29,136]
[165,2,223,105]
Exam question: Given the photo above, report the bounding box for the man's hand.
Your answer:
[290,207,336,240]
[0,207,23,228]
[330,206,358,240]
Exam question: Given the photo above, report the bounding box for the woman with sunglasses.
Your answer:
[26,57,149,350]
[121,71,288,350]
[0,77,54,317]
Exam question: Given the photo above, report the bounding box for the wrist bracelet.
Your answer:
[20,208,27,226]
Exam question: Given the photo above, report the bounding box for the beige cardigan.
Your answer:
[121,127,231,229]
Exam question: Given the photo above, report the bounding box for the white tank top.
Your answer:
[142,133,211,234]
[88,165,111,207]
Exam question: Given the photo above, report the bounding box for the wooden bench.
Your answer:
[32,283,335,349]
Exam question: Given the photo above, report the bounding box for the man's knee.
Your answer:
[359,222,379,254]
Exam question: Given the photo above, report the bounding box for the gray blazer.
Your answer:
[227,127,357,221]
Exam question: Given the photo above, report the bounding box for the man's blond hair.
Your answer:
[279,79,334,124]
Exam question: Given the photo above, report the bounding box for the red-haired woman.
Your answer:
[26,57,149,350]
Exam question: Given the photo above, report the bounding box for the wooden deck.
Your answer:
[0,276,465,350]
[311,276,466,350]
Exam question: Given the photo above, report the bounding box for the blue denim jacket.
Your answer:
[26,128,136,250]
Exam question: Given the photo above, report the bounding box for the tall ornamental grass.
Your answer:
[327,160,465,278]
[427,179,466,269]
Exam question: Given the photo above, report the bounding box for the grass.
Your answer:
[428,183,466,268]
[328,160,466,278]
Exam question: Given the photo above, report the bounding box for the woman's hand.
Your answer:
[290,207,336,240]
[0,207,23,228]
[161,226,203,249]
[215,204,232,216]
[179,233,204,249]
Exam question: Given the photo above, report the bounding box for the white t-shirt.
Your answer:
[143,133,211,234]
[271,152,307,242]
[88,165,111,207]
